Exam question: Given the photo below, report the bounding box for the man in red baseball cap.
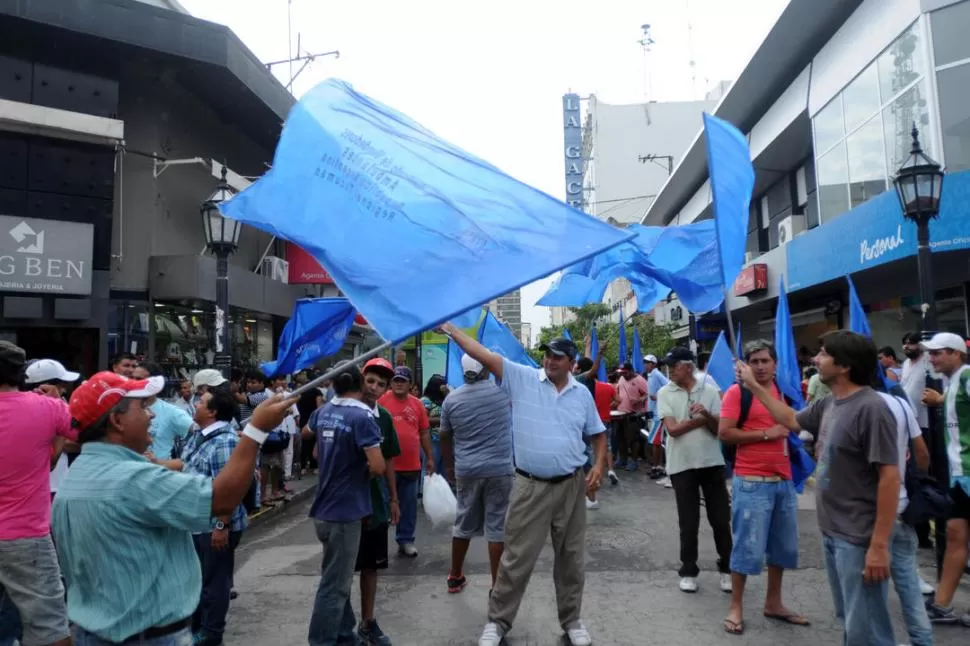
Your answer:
[50,371,296,645]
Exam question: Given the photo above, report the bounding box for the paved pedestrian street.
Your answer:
[228,473,969,645]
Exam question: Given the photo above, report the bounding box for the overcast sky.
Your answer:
[182,0,788,335]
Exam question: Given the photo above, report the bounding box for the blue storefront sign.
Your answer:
[787,170,970,290]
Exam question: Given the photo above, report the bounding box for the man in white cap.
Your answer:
[439,354,514,594]
[920,331,970,626]
[643,354,670,481]
[25,359,82,496]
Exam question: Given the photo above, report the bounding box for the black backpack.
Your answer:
[723,382,794,466]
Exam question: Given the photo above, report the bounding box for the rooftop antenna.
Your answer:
[685,0,698,99]
[637,23,655,101]
[264,0,341,94]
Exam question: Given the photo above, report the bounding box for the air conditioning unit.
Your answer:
[262,256,289,283]
[777,214,807,246]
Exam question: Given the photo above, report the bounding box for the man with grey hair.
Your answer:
[440,354,514,594]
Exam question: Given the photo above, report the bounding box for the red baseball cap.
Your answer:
[363,357,394,379]
[70,371,165,431]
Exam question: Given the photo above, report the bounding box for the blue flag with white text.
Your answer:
[591,326,607,382]
[261,298,357,377]
[707,330,735,392]
[847,275,871,338]
[220,79,632,344]
[703,113,755,289]
[478,311,538,368]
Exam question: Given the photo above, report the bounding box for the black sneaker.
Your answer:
[925,600,959,624]
[447,573,467,593]
[358,618,392,645]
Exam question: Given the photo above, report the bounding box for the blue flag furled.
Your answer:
[773,277,805,410]
[707,331,735,392]
[445,339,466,389]
[618,309,628,365]
[261,298,357,377]
[220,79,632,344]
[632,327,644,373]
[590,326,607,382]
[735,322,743,356]
[562,328,573,342]
[846,275,871,337]
[703,113,755,289]
[478,311,538,368]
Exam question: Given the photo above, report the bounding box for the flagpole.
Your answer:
[287,340,396,401]
[722,286,739,359]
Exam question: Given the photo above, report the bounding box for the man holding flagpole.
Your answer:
[439,322,605,646]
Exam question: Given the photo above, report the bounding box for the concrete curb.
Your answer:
[246,481,316,530]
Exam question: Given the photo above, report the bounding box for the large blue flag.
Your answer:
[773,277,805,409]
[445,339,466,389]
[707,330,735,392]
[261,298,357,377]
[632,327,644,373]
[590,326,607,382]
[618,309,628,365]
[220,79,632,344]
[703,113,755,289]
[846,275,871,337]
[478,311,538,368]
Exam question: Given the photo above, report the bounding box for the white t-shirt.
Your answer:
[876,391,921,514]
[657,379,723,475]
[49,453,70,493]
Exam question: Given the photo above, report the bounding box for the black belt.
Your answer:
[515,468,575,484]
[122,617,191,644]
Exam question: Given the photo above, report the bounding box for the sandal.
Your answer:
[764,612,810,626]
[723,618,744,635]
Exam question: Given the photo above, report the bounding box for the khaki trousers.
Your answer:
[488,469,587,633]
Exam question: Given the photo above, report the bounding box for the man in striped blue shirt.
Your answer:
[440,325,605,646]
[52,371,295,646]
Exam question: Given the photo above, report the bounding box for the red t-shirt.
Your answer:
[593,381,616,423]
[720,383,791,479]
[378,392,429,472]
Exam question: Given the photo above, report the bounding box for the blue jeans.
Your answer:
[74,626,193,645]
[890,522,934,646]
[192,531,242,641]
[395,473,420,545]
[308,520,362,646]
[730,479,799,575]
[822,534,895,645]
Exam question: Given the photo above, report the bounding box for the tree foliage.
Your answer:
[530,304,678,369]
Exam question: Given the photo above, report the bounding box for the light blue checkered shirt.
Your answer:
[499,358,605,478]
[52,442,213,643]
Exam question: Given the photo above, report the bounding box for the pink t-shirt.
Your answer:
[0,391,75,539]
[617,375,649,414]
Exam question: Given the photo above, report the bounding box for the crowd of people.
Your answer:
[2,322,970,646]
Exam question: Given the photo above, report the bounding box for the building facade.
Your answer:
[642,0,970,353]
[0,0,368,379]
[489,290,522,338]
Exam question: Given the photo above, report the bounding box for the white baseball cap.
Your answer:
[920,332,967,354]
[461,354,485,376]
[193,368,228,388]
[25,359,80,384]
[644,354,658,364]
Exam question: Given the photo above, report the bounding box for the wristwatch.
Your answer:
[214,520,227,531]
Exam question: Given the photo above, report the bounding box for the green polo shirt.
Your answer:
[368,405,401,529]
[51,442,213,643]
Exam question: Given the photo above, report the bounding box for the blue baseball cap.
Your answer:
[392,366,412,382]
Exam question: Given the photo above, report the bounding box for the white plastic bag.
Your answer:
[422,474,457,529]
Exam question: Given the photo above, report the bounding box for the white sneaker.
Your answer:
[720,573,733,593]
[585,497,599,510]
[657,476,673,488]
[679,576,698,593]
[608,469,619,485]
[919,576,934,595]
[478,622,504,646]
[397,543,418,558]
[565,620,592,646]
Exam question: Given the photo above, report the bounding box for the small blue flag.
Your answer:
[773,277,805,409]
[220,79,633,344]
[632,327,644,373]
[261,298,357,377]
[703,113,755,289]
[445,339,466,389]
[591,326,607,382]
[707,330,735,392]
[618,309,628,365]
[478,311,538,368]
[562,328,573,342]
[846,275,871,338]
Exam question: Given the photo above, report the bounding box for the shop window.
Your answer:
[816,142,849,223]
[846,115,887,208]
[877,22,924,104]
[814,96,844,155]
[936,62,970,172]
[883,82,932,174]
[931,1,970,67]
[805,189,820,229]
[843,65,881,133]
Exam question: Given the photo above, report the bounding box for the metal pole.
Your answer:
[916,220,939,330]
[214,249,232,379]
[721,286,739,358]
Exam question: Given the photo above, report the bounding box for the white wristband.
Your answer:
[242,424,269,445]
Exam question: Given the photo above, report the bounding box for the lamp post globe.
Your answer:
[200,163,239,378]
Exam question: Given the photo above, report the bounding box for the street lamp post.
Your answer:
[201,164,240,378]
[893,124,945,331]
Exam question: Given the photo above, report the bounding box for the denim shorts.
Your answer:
[729,478,799,575]
[453,475,513,542]
[0,535,69,645]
